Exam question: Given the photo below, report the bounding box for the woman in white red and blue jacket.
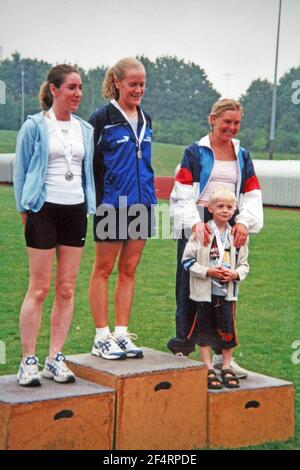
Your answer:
[89,58,157,361]
[168,99,263,361]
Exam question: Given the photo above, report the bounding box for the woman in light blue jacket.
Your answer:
[14,64,95,387]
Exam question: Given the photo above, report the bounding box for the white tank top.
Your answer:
[200,160,238,202]
[45,117,85,205]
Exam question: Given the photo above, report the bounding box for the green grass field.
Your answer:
[1,130,300,176]
[0,130,18,154]
[0,184,299,450]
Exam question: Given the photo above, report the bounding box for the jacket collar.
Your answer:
[207,219,234,244]
[27,111,92,131]
[198,134,240,156]
[107,102,148,127]
[27,111,44,124]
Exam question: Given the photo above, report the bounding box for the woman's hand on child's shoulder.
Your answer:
[192,222,211,246]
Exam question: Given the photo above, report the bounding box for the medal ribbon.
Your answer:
[48,108,75,174]
[209,220,229,267]
[111,99,146,159]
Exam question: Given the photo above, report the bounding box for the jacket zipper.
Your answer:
[236,151,242,196]
[113,119,143,204]
[198,148,215,199]
[125,118,142,204]
[135,143,142,203]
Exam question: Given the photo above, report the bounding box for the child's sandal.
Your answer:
[221,368,240,388]
[207,369,223,390]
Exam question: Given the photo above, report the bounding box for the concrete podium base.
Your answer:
[0,375,115,450]
[66,347,207,450]
[207,371,294,448]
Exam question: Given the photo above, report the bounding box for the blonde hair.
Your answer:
[208,98,243,126]
[102,57,145,100]
[209,187,237,206]
[39,64,79,110]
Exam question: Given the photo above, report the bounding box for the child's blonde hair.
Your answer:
[209,187,237,206]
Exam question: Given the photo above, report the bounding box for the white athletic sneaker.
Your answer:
[43,352,75,383]
[91,334,127,360]
[17,356,41,387]
[212,354,249,379]
[114,332,143,359]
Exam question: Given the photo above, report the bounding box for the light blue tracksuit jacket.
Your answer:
[13,111,96,214]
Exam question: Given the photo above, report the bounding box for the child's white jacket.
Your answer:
[182,223,250,302]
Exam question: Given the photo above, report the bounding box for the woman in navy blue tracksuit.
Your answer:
[89,58,157,360]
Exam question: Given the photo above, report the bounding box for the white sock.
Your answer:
[214,354,223,363]
[95,327,111,339]
[114,326,128,337]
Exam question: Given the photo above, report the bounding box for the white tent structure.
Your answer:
[0,154,15,183]
[1,155,300,207]
[253,160,300,207]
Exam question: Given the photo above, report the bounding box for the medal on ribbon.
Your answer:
[111,99,146,161]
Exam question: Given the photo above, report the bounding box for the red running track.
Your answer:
[153,177,300,210]
[154,176,174,200]
[2,178,175,200]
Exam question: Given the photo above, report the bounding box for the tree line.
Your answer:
[0,52,299,153]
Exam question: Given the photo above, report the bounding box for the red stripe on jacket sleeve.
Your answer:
[244,175,260,192]
[175,168,193,185]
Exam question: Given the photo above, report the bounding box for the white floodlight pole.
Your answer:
[269,0,282,160]
[21,63,25,125]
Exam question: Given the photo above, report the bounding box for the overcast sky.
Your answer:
[1,0,299,98]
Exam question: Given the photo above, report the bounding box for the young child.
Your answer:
[182,188,249,389]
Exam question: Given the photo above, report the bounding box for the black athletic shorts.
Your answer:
[93,205,156,242]
[195,296,238,350]
[25,202,87,249]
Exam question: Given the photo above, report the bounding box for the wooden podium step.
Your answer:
[66,348,207,450]
[0,375,115,450]
[208,371,294,448]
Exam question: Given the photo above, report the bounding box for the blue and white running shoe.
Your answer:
[43,352,75,383]
[114,333,143,359]
[17,355,41,387]
[91,335,127,360]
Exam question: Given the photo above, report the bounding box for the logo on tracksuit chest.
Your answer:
[116,136,130,144]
